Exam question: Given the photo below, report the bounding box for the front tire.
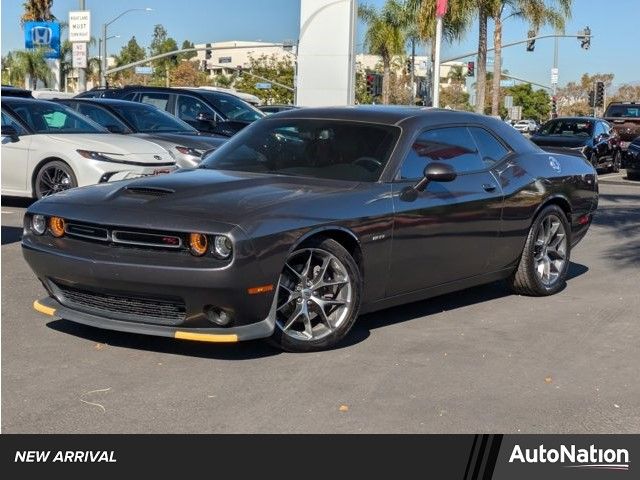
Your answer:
[34,160,77,199]
[508,205,571,296]
[268,238,362,352]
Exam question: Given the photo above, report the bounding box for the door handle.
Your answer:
[482,183,497,192]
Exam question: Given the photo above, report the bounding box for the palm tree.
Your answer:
[359,0,409,105]
[12,48,51,89]
[21,0,54,24]
[489,0,571,115]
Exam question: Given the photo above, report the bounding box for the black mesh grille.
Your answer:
[54,283,186,325]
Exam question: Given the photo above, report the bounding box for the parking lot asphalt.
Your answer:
[2,176,639,433]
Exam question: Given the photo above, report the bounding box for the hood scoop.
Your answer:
[123,186,176,197]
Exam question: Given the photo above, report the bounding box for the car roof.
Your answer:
[269,105,487,126]
[548,116,597,121]
[61,98,153,108]
[1,97,59,106]
[1,86,34,97]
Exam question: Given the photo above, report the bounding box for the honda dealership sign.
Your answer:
[24,21,61,58]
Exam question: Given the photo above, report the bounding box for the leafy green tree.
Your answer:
[233,54,294,104]
[489,0,572,116]
[11,48,51,89]
[355,63,374,104]
[179,40,197,60]
[169,60,210,86]
[359,0,410,104]
[149,25,179,85]
[111,36,147,85]
[440,65,472,111]
[505,83,550,122]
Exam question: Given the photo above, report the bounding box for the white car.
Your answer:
[514,119,538,133]
[1,98,175,199]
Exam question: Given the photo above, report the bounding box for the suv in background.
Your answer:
[604,101,640,153]
[514,119,538,133]
[77,86,264,137]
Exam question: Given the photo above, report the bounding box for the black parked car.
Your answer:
[77,86,264,137]
[2,85,33,98]
[625,136,640,180]
[24,107,598,352]
[57,98,227,168]
[530,117,622,172]
[259,105,300,115]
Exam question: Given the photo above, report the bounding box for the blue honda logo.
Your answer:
[30,26,52,46]
[24,21,61,59]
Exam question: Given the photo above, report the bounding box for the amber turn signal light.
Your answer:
[49,217,65,238]
[189,233,209,256]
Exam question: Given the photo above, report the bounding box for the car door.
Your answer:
[593,121,612,167]
[175,94,222,133]
[388,126,504,296]
[1,110,32,195]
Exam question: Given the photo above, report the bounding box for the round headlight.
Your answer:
[31,215,47,235]
[49,216,65,238]
[189,232,209,256]
[213,235,233,259]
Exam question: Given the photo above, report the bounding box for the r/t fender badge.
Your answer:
[549,156,561,173]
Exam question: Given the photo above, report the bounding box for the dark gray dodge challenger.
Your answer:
[23,107,598,352]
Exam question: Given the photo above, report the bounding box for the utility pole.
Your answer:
[552,33,558,97]
[77,0,87,92]
[409,38,415,106]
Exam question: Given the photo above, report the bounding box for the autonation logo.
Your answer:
[509,444,630,471]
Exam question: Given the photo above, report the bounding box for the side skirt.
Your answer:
[359,268,514,315]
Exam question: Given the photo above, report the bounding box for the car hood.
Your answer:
[530,135,589,148]
[43,133,170,155]
[31,168,359,229]
[133,132,228,150]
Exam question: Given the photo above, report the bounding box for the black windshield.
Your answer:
[538,119,593,137]
[109,103,197,133]
[199,92,265,122]
[605,105,640,118]
[200,119,400,182]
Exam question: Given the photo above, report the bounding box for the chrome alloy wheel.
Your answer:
[38,165,72,197]
[275,248,353,342]
[533,214,568,286]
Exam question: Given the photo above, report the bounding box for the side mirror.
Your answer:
[196,112,217,125]
[1,125,20,142]
[413,162,457,192]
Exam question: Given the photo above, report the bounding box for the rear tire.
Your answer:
[611,151,621,173]
[508,205,571,296]
[34,160,77,199]
[267,237,362,352]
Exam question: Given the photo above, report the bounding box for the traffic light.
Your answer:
[237,65,243,77]
[595,81,605,107]
[467,61,474,77]
[406,58,412,75]
[551,96,557,117]
[579,26,591,50]
[366,74,375,95]
[205,43,212,60]
[588,90,595,107]
[526,30,536,52]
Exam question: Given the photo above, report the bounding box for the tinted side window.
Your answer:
[176,95,218,122]
[1,110,27,134]
[399,127,483,179]
[139,93,170,111]
[77,104,126,129]
[469,127,509,166]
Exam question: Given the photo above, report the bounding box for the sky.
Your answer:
[1,0,638,88]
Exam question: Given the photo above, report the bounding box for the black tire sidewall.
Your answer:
[35,160,77,199]
[269,237,362,352]
[525,205,572,295]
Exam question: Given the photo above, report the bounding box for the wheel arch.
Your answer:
[30,157,75,197]
[534,194,572,224]
[292,227,364,276]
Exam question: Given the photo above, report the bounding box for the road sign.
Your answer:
[135,66,153,75]
[550,67,559,84]
[500,79,516,88]
[504,95,513,108]
[24,21,61,59]
[255,82,272,90]
[68,11,91,43]
[72,42,87,69]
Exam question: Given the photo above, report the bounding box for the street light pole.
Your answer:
[100,8,152,87]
